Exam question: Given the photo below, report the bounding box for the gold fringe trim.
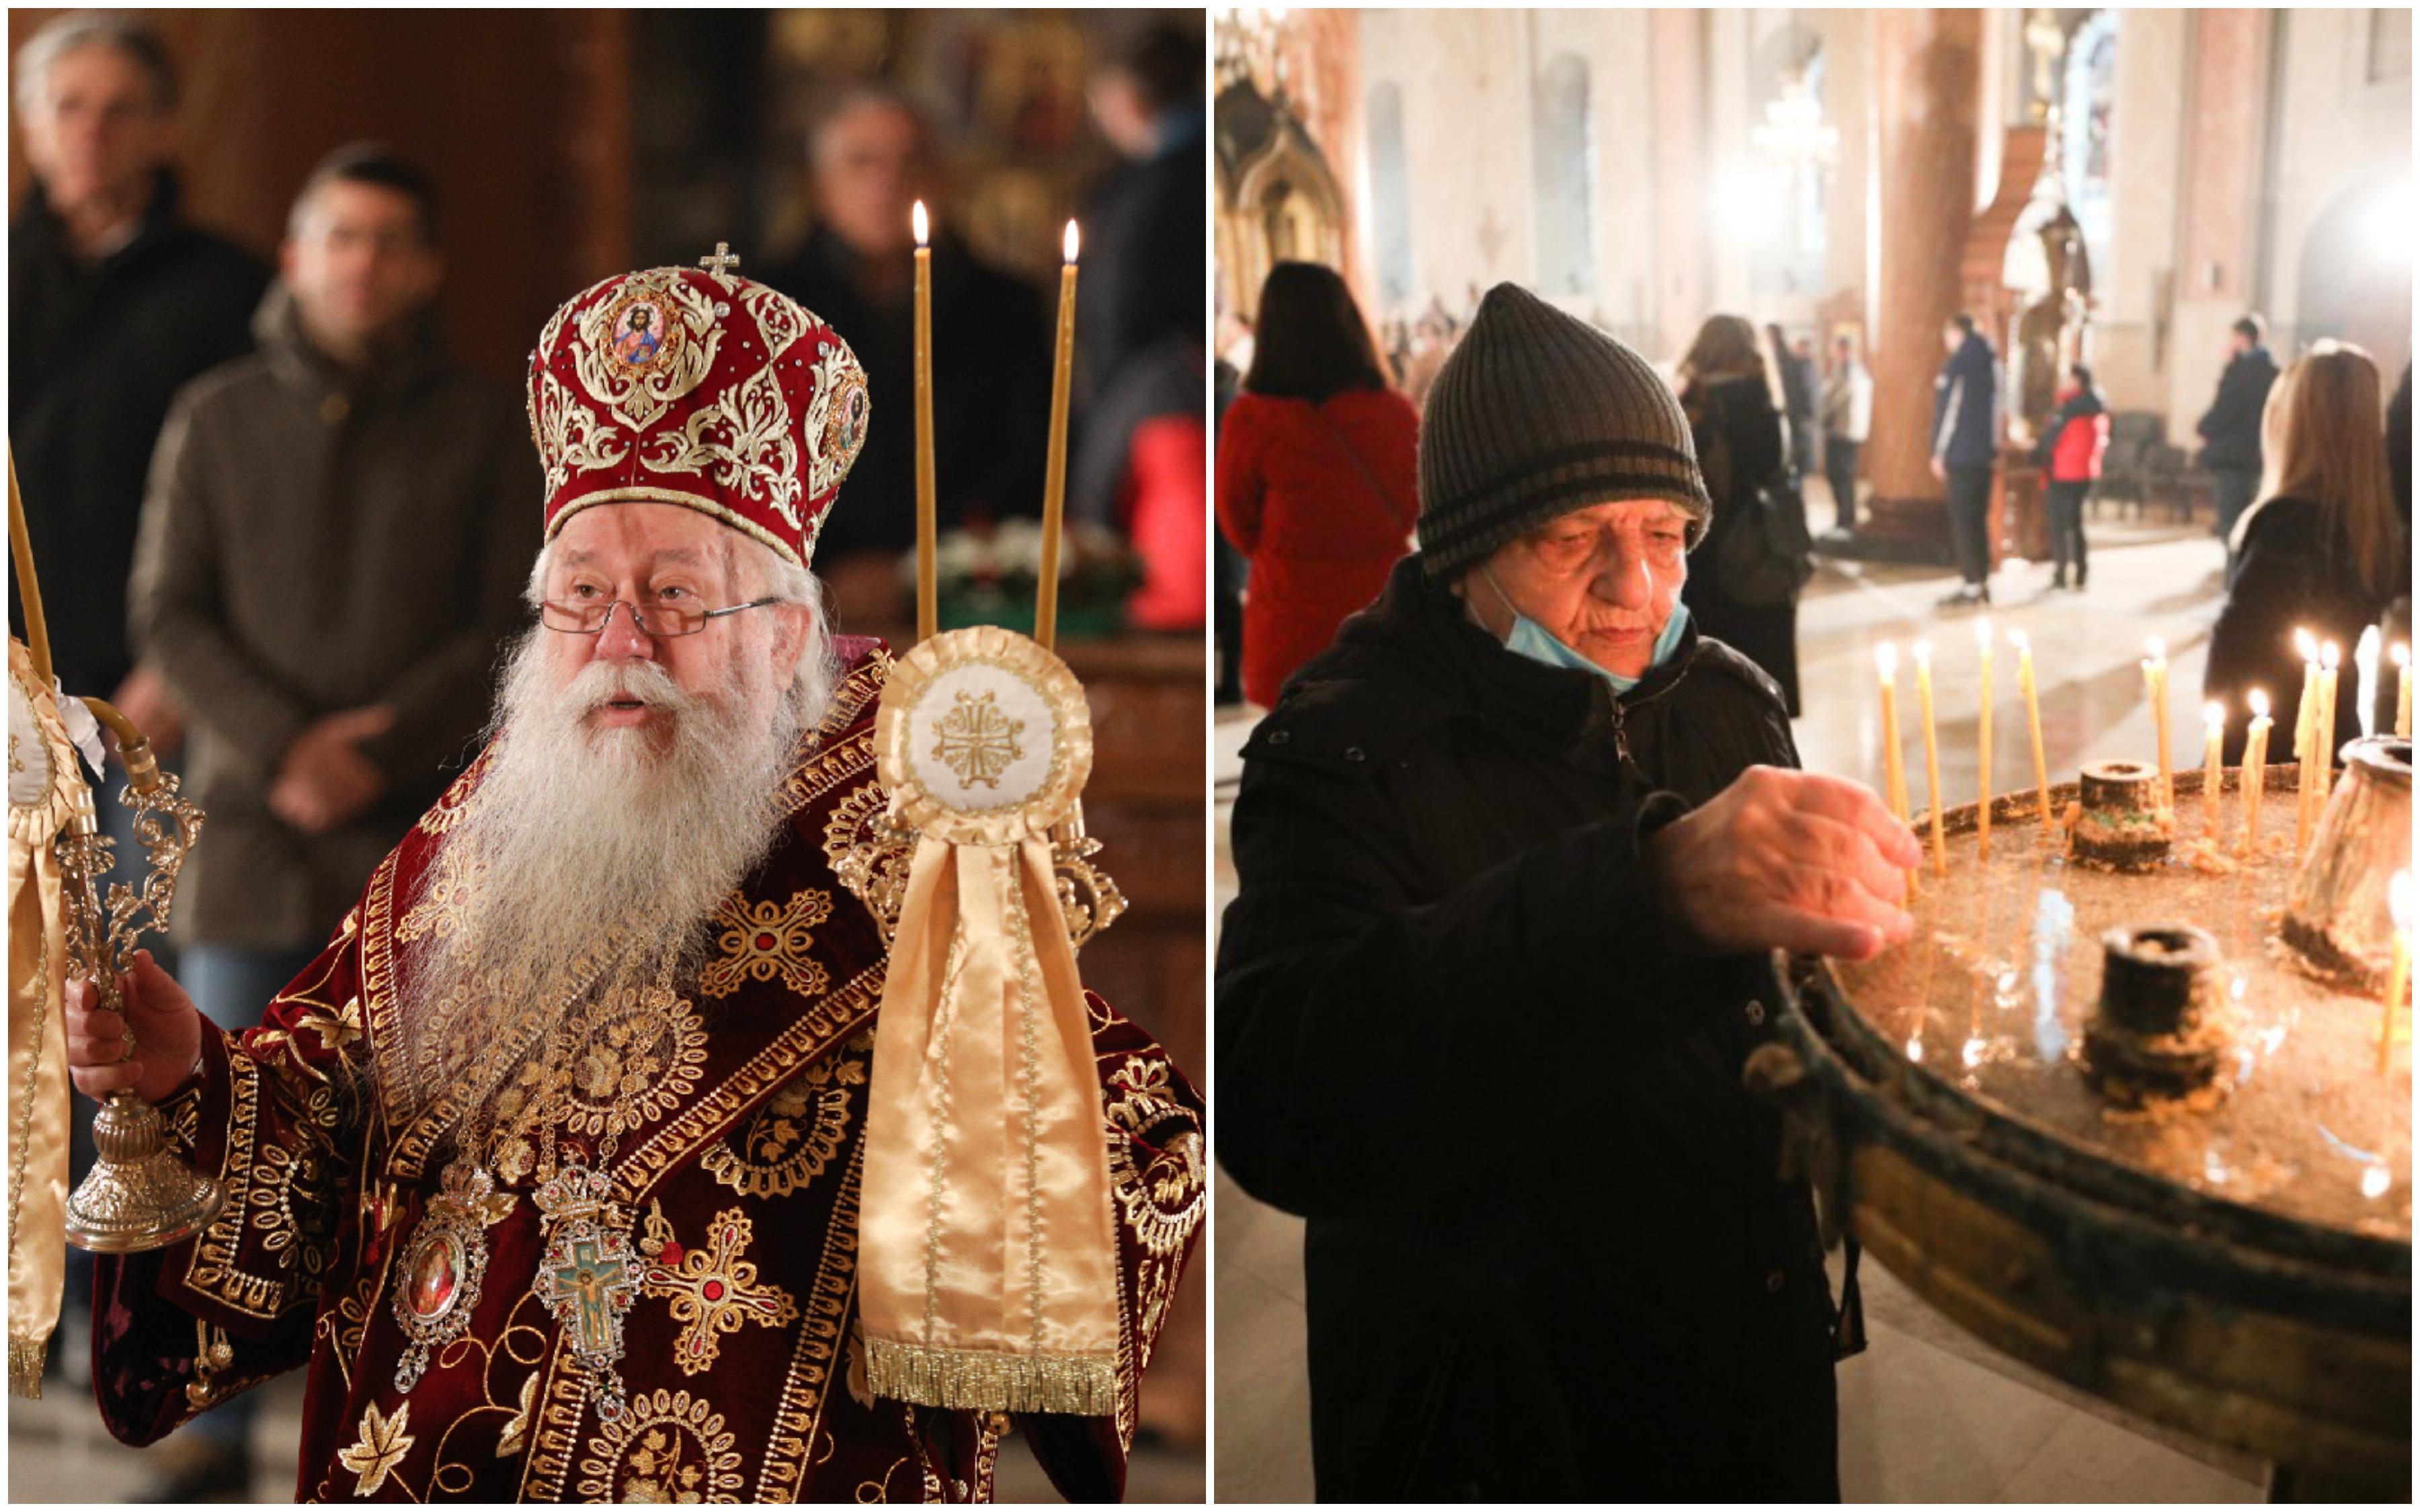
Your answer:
[864,1337,1116,1417]
[10,1333,46,1398]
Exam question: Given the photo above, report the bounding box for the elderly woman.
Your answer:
[1218,284,1917,1502]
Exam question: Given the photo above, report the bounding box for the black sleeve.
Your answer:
[1734,389,1785,490]
[1213,758,1691,1220]
[2204,519,2315,764]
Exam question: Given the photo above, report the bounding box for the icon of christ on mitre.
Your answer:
[62,252,1203,1501]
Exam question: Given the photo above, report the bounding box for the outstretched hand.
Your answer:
[64,950,204,1105]
[1646,765,1920,962]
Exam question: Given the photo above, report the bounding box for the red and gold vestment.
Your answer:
[89,640,1203,1501]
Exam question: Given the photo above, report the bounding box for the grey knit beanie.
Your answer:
[1416,282,1712,581]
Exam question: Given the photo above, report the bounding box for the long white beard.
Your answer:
[395,624,815,1121]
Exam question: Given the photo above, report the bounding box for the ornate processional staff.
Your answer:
[6,447,220,1396]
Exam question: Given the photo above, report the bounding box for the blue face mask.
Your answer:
[1482,568,1690,694]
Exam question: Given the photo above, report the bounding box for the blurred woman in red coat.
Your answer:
[1216,262,1419,708]
[2037,362,2110,591]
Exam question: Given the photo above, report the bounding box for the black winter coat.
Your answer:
[8,171,269,698]
[1683,374,1802,716]
[2205,495,2405,763]
[2195,346,2280,472]
[1218,555,1841,1502]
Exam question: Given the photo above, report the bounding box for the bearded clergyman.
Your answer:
[63,256,1203,1501]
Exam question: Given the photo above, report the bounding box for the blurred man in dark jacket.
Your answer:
[1080,22,1204,402]
[130,142,535,1066]
[760,89,1050,628]
[1931,312,2000,606]
[1219,284,1917,1502]
[9,11,268,747]
[2196,313,2280,558]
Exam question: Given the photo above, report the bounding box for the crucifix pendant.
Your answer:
[531,1158,640,1423]
[391,1162,515,1394]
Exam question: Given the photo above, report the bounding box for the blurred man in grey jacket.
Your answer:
[132,141,535,1058]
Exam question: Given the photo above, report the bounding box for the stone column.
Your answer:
[1650,9,1709,361]
[1859,7,1986,560]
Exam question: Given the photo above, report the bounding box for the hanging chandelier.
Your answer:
[1751,73,1839,169]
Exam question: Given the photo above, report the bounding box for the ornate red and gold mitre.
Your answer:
[526,247,871,569]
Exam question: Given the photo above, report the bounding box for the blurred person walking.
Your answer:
[762,89,1050,626]
[1216,263,1418,710]
[1818,332,1871,534]
[2205,343,2409,761]
[2035,362,2109,592]
[2197,313,2281,560]
[1679,314,1804,716]
[1931,312,2001,607]
[9,13,268,749]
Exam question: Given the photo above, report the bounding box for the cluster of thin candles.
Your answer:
[1872,620,2413,1066]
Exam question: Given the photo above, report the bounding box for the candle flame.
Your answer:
[2394,870,2412,933]
[1912,638,1932,667]
[2395,642,2411,670]
[1063,220,1080,263]
[2008,627,2029,654]
[912,200,928,247]
[2249,688,2269,718]
[1974,615,1992,649]
[2204,701,2225,734]
[2363,1164,2392,1200]
[1876,641,1897,679]
[2296,627,2318,661]
[2322,640,2341,669]
[2144,635,2165,661]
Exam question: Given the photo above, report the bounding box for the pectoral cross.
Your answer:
[698,243,741,277]
[552,1234,631,1355]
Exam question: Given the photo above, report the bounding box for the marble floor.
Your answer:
[1212,517,2274,1503]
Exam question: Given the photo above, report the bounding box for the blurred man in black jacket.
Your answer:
[2196,313,2280,559]
[9,11,268,741]
[759,89,1049,628]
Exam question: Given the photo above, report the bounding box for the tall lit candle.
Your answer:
[2142,637,2172,814]
[1876,643,1909,825]
[912,201,936,644]
[2012,628,2052,833]
[2384,870,2411,1074]
[2355,625,2382,741]
[2294,629,2320,849]
[2242,689,2271,853]
[2317,640,2343,814]
[2395,642,2411,739]
[1878,642,1916,893]
[2202,702,2225,838]
[1974,616,1993,858]
[1035,220,1079,650]
[1914,638,1947,878]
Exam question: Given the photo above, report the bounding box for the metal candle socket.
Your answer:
[2081,923,2232,1106]
[58,741,222,1253]
[2284,737,2413,991]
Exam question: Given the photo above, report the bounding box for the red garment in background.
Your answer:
[2050,385,2109,482]
[1120,414,1209,631]
[1215,387,1420,708]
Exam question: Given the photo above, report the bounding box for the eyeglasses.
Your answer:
[538,595,782,638]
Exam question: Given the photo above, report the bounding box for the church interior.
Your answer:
[1215,6,2409,1502]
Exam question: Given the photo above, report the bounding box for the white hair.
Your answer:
[13,11,176,122]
